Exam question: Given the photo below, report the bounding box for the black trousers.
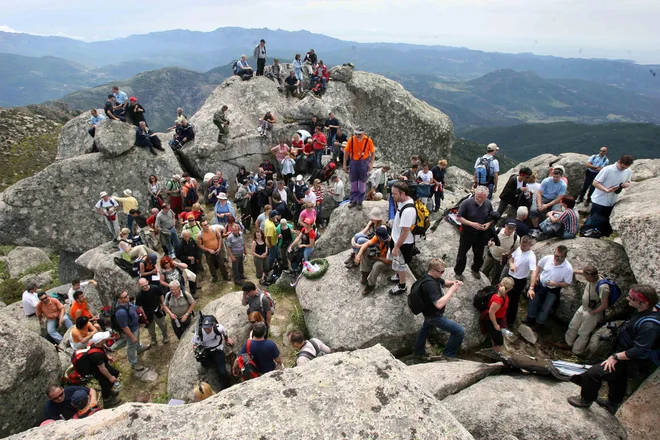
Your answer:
[454,230,486,275]
[579,171,598,200]
[92,362,119,399]
[506,276,528,326]
[483,318,504,346]
[171,316,192,339]
[203,349,230,389]
[88,126,96,138]
[257,58,266,76]
[580,361,629,403]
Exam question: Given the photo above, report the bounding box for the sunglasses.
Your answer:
[119,295,129,299]
[554,254,566,260]
[39,297,48,302]
[249,321,256,324]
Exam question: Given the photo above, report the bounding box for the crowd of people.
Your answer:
[24,46,659,424]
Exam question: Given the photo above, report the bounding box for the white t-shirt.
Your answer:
[474,155,500,174]
[295,338,332,366]
[507,248,537,280]
[67,281,91,302]
[277,188,288,204]
[22,291,39,316]
[304,192,317,205]
[591,164,633,207]
[392,199,416,245]
[538,255,574,286]
[192,324,227,351]
[95,198,119,215]
[331,180,345,202]
[417,170,433,183]
[297,130,312,142]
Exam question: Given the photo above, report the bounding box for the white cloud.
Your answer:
[0,25,19,33]
[0,24,87,41]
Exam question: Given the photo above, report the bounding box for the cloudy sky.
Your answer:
[2,0,660,63]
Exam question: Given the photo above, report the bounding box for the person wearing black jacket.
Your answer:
[176,230,200,297]
[135,121,164,155]
[126,97,146,126]
[431,159,447,212]
[497,167,532,215]
[568,285,660,414]
[174,120,195,148]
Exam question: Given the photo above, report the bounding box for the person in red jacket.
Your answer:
[310,60,329,90]
[311,126,327,170]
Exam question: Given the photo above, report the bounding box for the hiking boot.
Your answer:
[356,204,363,210]
[104,396,122,408]
[596,398,620,415]
[347,202,357,209]
[223,276,231,281]
[345,260,358,269]
[522,317,536,325]
[155,145,165,151]
[389,285,407,296]
[471,270,481,279]
[344,253,355,265]
[567,396,593,408]
[109,389,120,398]
[132,363,146,372]
[149,147,157,156]
[454,273,464,281]
[390,274,400,284]
[362,284,375,296]
[360,272,369,286]
[137,344,151,355]
[150,340,158,347]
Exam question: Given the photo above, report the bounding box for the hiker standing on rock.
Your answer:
[254,39,267,76]
[95,191,120,241]
[576,146,609,206]
[213,105,230,143]
[343,127,375,209]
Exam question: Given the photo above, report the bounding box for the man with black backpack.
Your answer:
[193,314,234,390]
[474,143,500,199]
[112,291,150,372]
[242,282,273,336]
[388,181,417,296]
[497,167,532,215]
[568,285,660,414]
[289,330,332,366]
[410,258,465,360]
[71,332,120,407]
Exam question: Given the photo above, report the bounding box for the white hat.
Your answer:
[296,175,303,181]
[173,174,181,180]
[99,191,108,197]
[218,192,228,200]
[89,331,112,346]
[487,143,499,152]
[368,208,383,221]
[123,189,132,196]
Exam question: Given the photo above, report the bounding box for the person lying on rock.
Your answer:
[135,121,164,156]
[193,314,234,390]
[354,226,392,296]
[37,291,73,344]
[568,285,660,414]
[289,330,332,366]
[44,384,98,421]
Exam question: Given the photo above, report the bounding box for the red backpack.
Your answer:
[236,340,260,382]
[71,347,106,375]
[321,161,336,182]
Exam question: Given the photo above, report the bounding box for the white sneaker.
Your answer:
[390,274,400,283]
[389,285,407,296]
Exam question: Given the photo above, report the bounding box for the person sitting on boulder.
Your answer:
[289,217,316,271]
[236,54,254,78]
[126,96,146,126]
[233,322,283,376]
[568,285,660,414]
[173,119,195,148]
[285,70,300,98]
[118,228,149,261]
[37,291,73,344]
[413,258,465,360]
[71,389,102,419]
[72,331,120,407]
[515,206,530,237]
[354,226,392,295]
[70,290,101,329]
[310,60,329,92]
[44,384,98,421]
[71,316,98,349]
[135,121,164,156]
[530,168,567,229]
[22,283,39,317]
[481,219,520,284]
[96,191,120,241]
[139,253,159,284]
[304,49,318,68]
[67,279,98,303]
[368,164,390,195]
[88,108,105,138]
[328,174,345,207]
[104,94,126,122]
[168,108,187,131]
[193,314,234,390]
[345,208,385,268]
[480,277,515,353]
[212,105,230,143]
[523,245,574,331]
[289,330,332,366]
[537,195,579,240]
[258,111,276,136]
[497,167,532,216]
[269,58,284,88]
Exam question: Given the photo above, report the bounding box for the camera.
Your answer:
[194,346,210,362]
[599,321,619,341]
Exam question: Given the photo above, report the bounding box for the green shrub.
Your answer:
[290,305,309,339]
[0,278,24,304]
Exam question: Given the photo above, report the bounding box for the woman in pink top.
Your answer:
[271,140,290,162]
[298,201,317,228]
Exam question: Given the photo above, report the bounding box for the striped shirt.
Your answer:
[313,187,324,204]
[559,208,579,235]
[588,154,609,173]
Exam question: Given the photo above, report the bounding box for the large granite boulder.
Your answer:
[9,345,473,440]
[184,69,454,188]
[314,200,389,258]
[296,250,422,356]
[19,270,54,289]
[0,316,61,438]
[617,368,660,440]
[94,119,136,157]
[443,375,627,440]
[582,320,623,362]
[0,143,183,254]
[532,237,636,322]
[0,302,43,335]
[411,221,462,279]
[6,246,51,278]
[408,360,505,400]
[611,177,660,292]
[329,63,354,82]
[167,291,252,402]
[629,158,660,182]
[58,250,93,284]
[55,109,101,160]
[445,166,474,193]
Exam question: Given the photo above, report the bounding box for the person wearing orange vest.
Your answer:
[343,127,375,210]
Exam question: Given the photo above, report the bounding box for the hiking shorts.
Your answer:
[388,243,414,272]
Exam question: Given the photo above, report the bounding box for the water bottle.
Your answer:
[113,380,121,390]
[502,329,514,337]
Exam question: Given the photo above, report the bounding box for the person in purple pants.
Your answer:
[343,127,375,210]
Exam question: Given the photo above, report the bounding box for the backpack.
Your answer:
[473,286,499,311]
[258,290,276,315]
[399,200,430,237]
[236,339,261,381]
[232,60,238,74]
[321,161,337,182]
[297,340,327,361]
[475,155,493,185]
[114,256,137,277]
[494,227,518,250]
[633,313,660,365]
[186,184,199,206]
[407,277,433,315]
[71,347,106,376]
[110,304,131,332]
[596,279,622,307]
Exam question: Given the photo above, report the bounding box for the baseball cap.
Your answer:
[269,210,279,218]
[376,226,390,241]
[89,331,112,346]
[201,316,215,329]
[71,390,89,409]
[487,143,499,152]
[303,217,314,225]
[129,96,137,102]
[296,175,303,181]
[505,218,517,228]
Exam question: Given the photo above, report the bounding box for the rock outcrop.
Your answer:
[183,68,454,187]
[313,201,388,258]
[58,250,93,283]
[532,238,636,322]
[0,143,183,253]
[411,221,462,279]
[617,368,660,440]
[55,109,100,160]
[408,360,505,400]
[0,316,61,438]
[443,375,627,440]
[611,177,660,292]
[296,250,422,355]
[167,291,252,402]
[94,119,136,157]
[629,158,660,182]
[0,302,43,335]
[9,345,473,440]
[444,166,474,193]
[6,246,51,278]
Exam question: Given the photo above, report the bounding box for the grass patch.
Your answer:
[0,245,15,257]
[290,305,309,339]
[0,250,60,304]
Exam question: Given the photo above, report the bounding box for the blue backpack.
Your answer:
[596,279,621,306]
[475,156,493,185]
[633,311,660,365]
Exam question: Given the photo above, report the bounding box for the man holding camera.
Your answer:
[192,315,234,390]
[589,155,633,221]
[568,285,660,414]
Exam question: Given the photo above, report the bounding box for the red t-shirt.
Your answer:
[303,143,313,154]
[312,132,327,151]
[481,294,509,319]
[146,215,156,227]
[292,140,304,149]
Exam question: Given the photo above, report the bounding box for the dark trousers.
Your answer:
[454,230,486,275]
[88,126,97,138]
[506,276,528,326]
[187,260,199,295]
[483,318,504,346]
[580,362,629,403]
[231,254,245,281]
[285,85,297,97]
[171,316,192,339]
[590,202,614,219]
[204,250,228,280]
[579,171,598,200]
[92,362,119,399]
[433,190,444,212]
[136,136,161,150]
[257,58,266,76]
[203,349,231,389]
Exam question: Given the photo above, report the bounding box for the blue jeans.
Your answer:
[46,315,73,343]
[126,329,141,366]
[168,227,179,255]
[414,315,465,358]
[539,218,577,239]
[127,215,134,234]
[352,233,371,253]
[527,284,560,325]
[268,246,280,269]
[314,150,323,169]
[303,246,314,262]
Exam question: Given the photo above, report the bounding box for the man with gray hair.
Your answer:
[515,206,530,237]
[162,280,196,339]
[113,290,150,372]
[454,185,497,281]
[135,121,164,155]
